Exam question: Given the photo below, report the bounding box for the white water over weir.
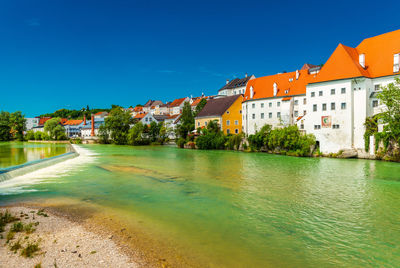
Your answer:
[0,144,79,183]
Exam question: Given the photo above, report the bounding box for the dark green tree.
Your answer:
[0,111,11,141]
[10,111,26,141]
[44,118,67,140]
[102,108,133,145]
[194,98,207,116]
[176,102,194,139]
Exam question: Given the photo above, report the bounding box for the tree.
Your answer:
[377,78,400,145]
[10,111,26,141]
[127,122,149,145]
[149,121,160,142]
[44,118,67,140]
[176,102,194,139]
[194,98,207,116]
[25,130,35,140]
[102,108,133,145]
[0,111,11,141]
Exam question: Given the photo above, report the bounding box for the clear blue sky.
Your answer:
[1,0,399,117]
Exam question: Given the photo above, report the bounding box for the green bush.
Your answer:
[176,138,186,148]
[25,130,35,140]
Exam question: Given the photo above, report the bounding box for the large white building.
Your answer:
[242,64,320,134]
[304,29,400,154]
[242,29,400,155]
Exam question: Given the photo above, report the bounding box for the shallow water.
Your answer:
[0,142,69,168]
[1,144,400,267]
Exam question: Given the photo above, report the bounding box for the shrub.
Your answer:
[176,138,186,148]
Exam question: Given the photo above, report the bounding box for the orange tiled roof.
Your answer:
[60,118,68,124]
[191,98,204,106]
[134,106,143,112]
[134,112,147,119]
[243,69,315,101]
[63,120,83,126]
[169,97,187,107]
[312,29,400,83]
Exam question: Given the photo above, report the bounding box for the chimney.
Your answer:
[91,114,95,136]
[226,79,229,85]
[296,70,299,80]
[83,115,86,125]
[245,73,248,78]
[273,82,278,96]
[359,54,365,68]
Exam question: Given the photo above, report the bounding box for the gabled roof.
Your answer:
[191,98,205,106]
[133,106,143,112]
[301,63,319,70]
[219,75,254,91]
[196,95,242,118]
[153,114,169,122]
[312,29,400,83]
[169,97,187,107]
[38,117,52,125]
[312,44,370,83]
[243,69,315,101]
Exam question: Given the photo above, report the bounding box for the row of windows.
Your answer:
[249,98,306,109]
[245,110,306,120]
[226,120,239,126]
[314,124,340,130]
[311,88,346,97]
[313,102,346,112]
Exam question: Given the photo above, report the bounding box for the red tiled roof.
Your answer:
[38,117,52,125]
[134,106,143,112]
[169,97,187,107]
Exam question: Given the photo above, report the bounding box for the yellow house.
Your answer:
[195,95,243,135]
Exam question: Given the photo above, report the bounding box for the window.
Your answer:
[374,84,381,91]
[252,114,255,119]
[261,113,264,119]
[226,111,230,114]
[332,124,340,129]
[294,100,298,105]
[341,102,346,110]
[205,121,208,126]
[269,112,272,118]
[269,102,272,107]
[226,120,230,126]
[394,53,400,72]
[261,103,264,108]
[277,102,281,107]
[277,112,281,118]
[341,88,346,94]
[304,110,306,115]
[331,89,335,95]
[311,92,315,97]
[313,104,317,112]
[294,111,298,117]
[322,103,327,111]
[284,89,289,94]
[319,91,323,96]
[303,98,307,105]
[235,129,239,134]
[314,125,321,130]
[227,129,230,134]
[331,102,336,110]
[300,124,304,129]
[372,100,379,107]
[234,120,238,125]
[252,103,255,109]
[197,122,200,126]
[239,110,242,114]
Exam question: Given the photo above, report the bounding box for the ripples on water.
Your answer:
[1,145,400,267]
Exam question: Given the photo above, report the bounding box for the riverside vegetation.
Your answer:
[363,78,400,161]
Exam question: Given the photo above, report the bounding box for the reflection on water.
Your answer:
[0,142,69,168]
[1,144,400,267]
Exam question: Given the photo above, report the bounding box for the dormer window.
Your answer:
[250,86,254,99]
[284,89,289,94]
[359,53,365,68]
[273,83,278,96]
[394,53,400,73]
[289,78,293,82]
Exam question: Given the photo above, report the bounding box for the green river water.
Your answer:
[0,144,399,267]
[0,142,69,168]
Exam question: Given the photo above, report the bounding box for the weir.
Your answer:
[0,144,79,183]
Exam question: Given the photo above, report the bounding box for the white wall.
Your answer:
[242,95,307,134]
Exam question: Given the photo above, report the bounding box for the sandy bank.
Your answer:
[0,206,138,268]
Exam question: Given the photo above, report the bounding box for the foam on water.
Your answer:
[0,145,97,195]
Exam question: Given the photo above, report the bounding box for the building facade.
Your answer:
[218,74,255,96]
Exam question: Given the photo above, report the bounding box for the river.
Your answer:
[1,144,399,267]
